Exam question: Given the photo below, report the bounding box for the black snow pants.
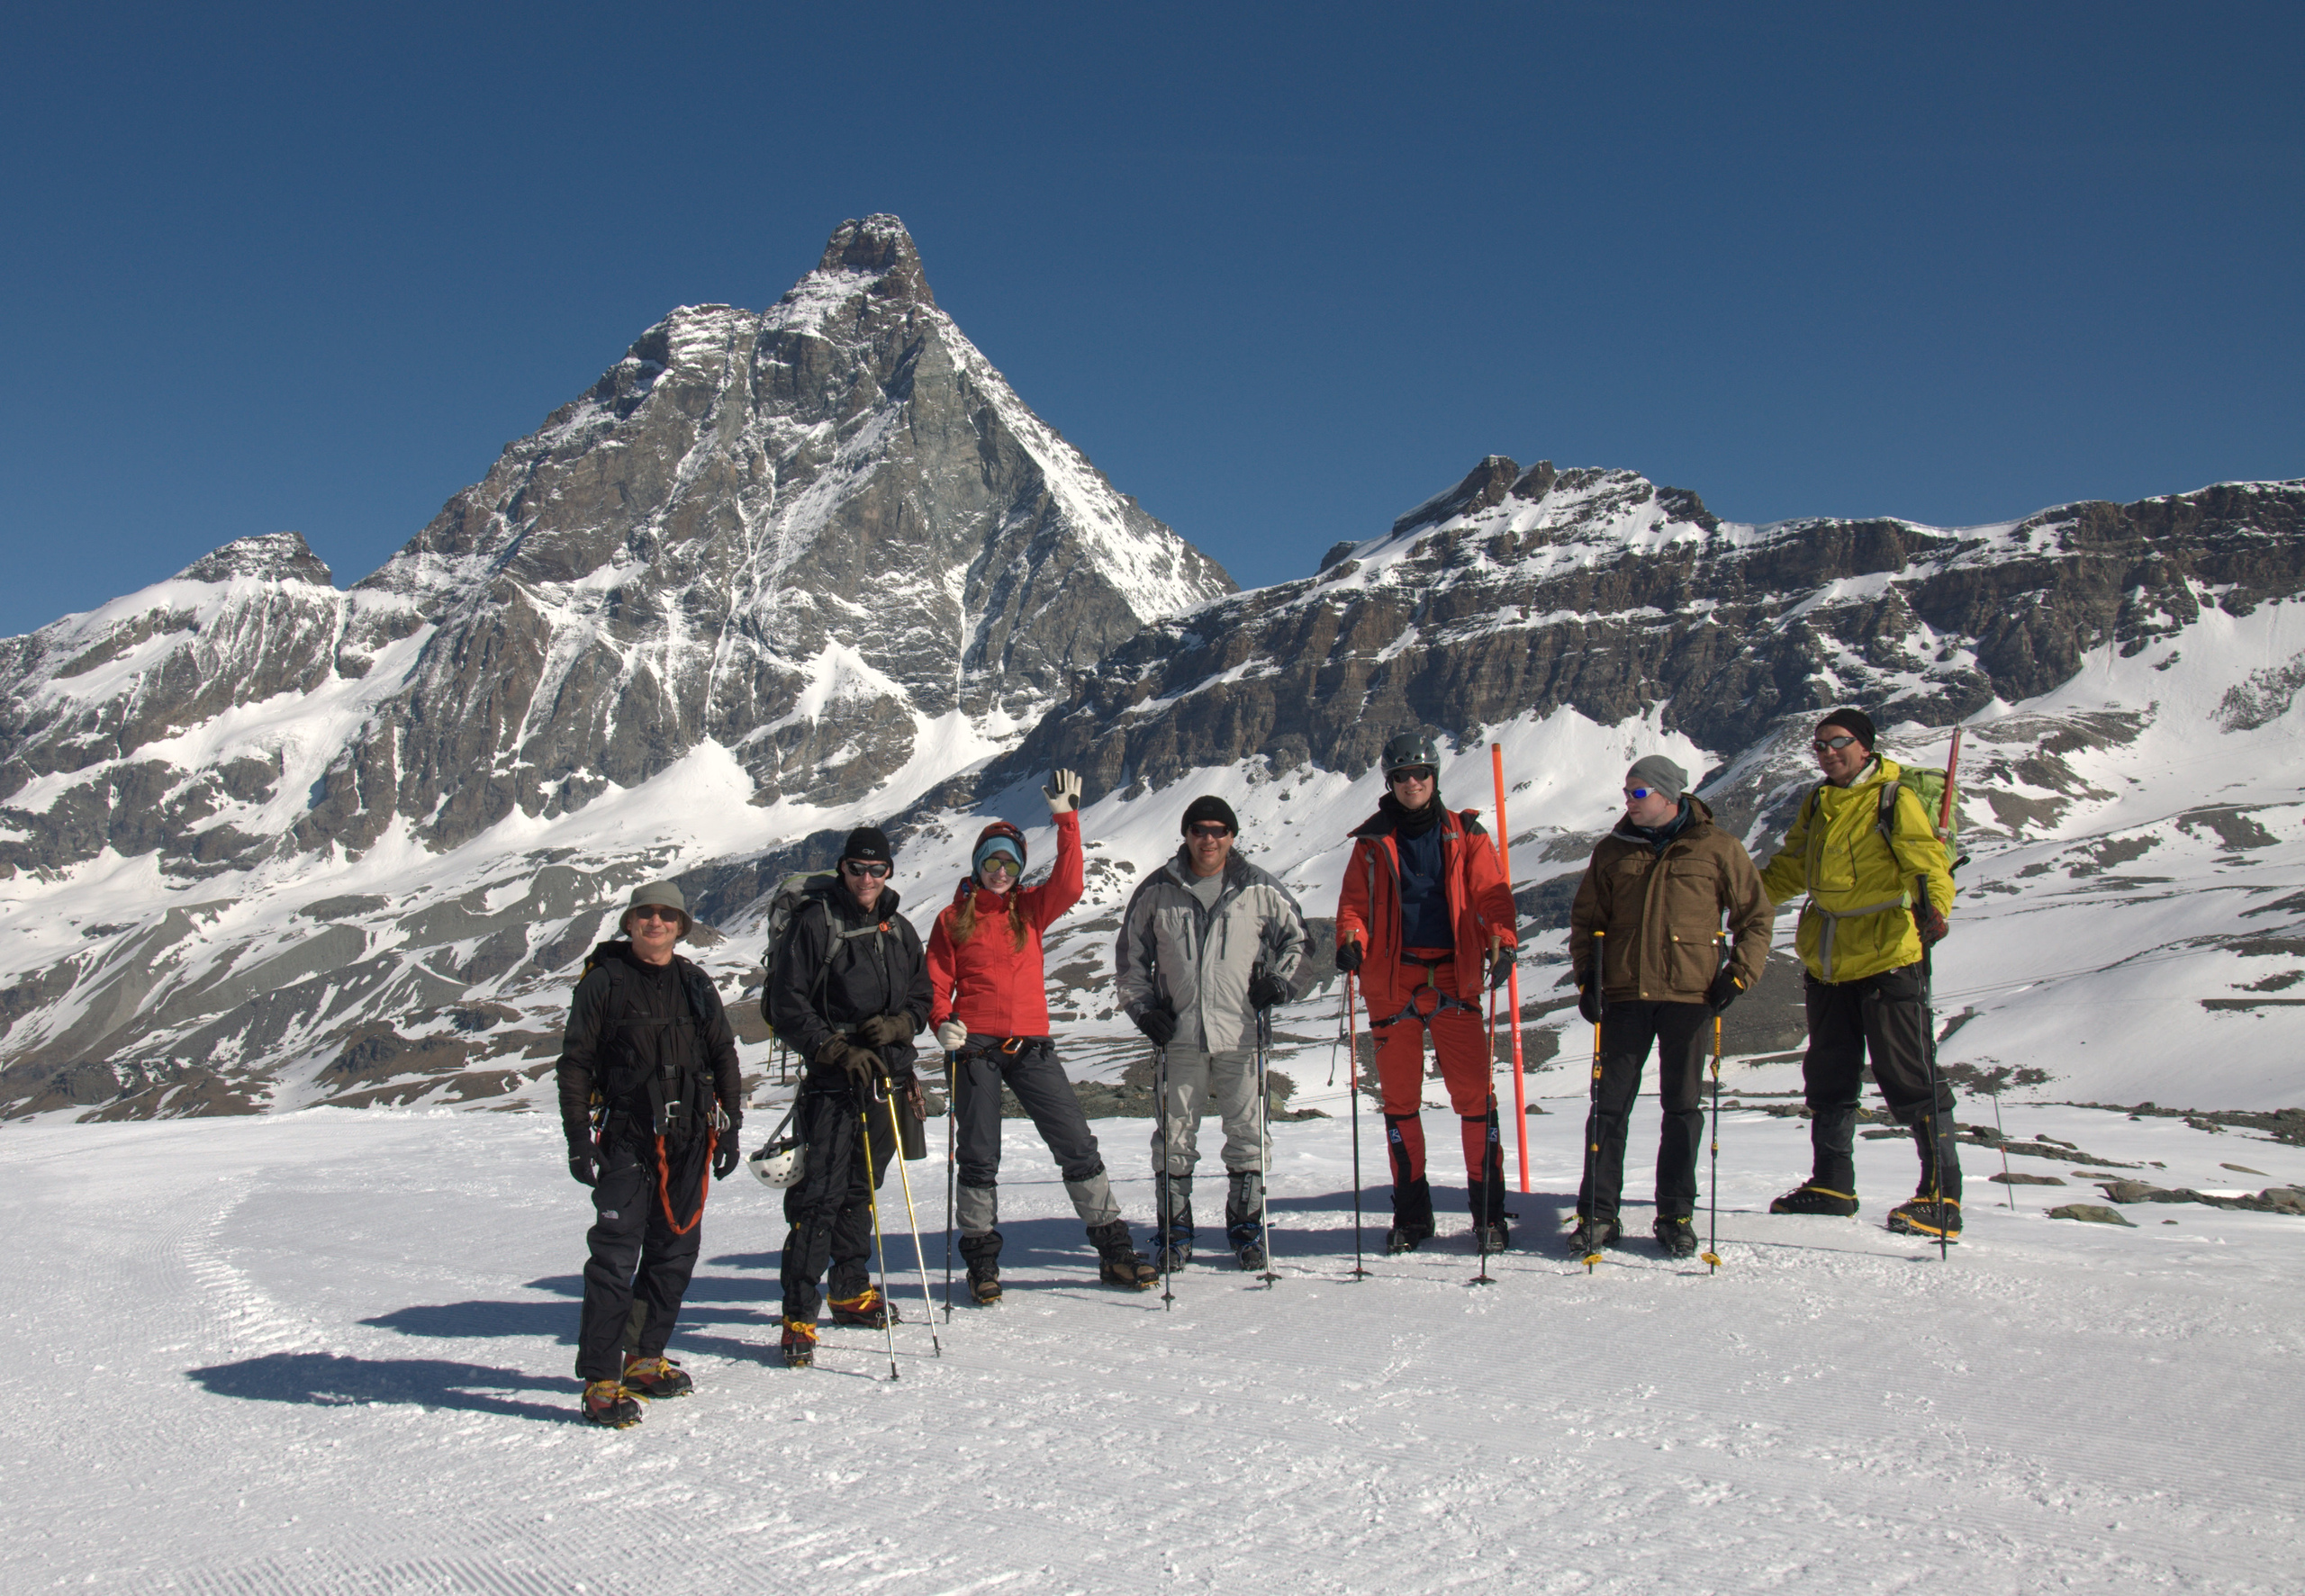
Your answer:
[952,1036,1118,1238]
[1803,963,1961,1202]
[576,1119,710,1381]
[1577,999,1712,1223]
[778,1078,899,1322]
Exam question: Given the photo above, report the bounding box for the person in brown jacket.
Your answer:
[1566,756,1771,1258]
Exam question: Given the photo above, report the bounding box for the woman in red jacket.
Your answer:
[1335,731,1520,1256]
[927,769,1157,1303]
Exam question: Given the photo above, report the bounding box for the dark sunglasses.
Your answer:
[1188,823,1234,840]
[842,860,890,879]
[629,905,682,924]
[1812,735,1860,753]
[1388,765,1437,785]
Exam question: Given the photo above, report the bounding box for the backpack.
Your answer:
[760,871,892,1020]
[1803,767,1959,853]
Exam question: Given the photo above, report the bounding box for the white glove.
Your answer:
[1043,769,1081,814]
[935,1019,968,1053]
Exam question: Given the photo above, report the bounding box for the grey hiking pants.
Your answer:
[951,1035,1120,1236]
[1149,1046,1267,1181]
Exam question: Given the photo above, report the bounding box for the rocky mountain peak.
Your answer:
[1390,455,1524,537]
[809,213,933,306]
[174,531,335,588]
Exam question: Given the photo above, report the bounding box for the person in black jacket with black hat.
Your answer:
[556,880,743,1429]
[766,825,932,1369]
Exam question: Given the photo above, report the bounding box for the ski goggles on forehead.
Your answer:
[1387,765,1437,784]
[841,860,889,879]
[1812,735,1861,752]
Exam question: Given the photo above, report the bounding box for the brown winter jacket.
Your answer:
[1567,795,1772,1005]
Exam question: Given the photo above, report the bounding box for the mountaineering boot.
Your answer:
[1089,1220,1159,1288]
[1470,1220,1510,1253]
[1152,1176,1194,1271]
[1236,1238,1267,1271]
[1653,1216,1698,1259]
[780,1318,818,1369]
[1886,1195,1962,1240]
[1565,1213,1622,1254]
[582,1378,643,1429]
[959,1230,1003,1304]
[1224,1170,1263,1254]
[619,1355,692,1400]
[1150,1234,1193,1271]
[1770,1184,1860,1216]
[1383,1219,1433,1255]
[828,1286,899,1329]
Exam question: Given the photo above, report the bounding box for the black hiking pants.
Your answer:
[1803,963,1961,1202]
[1577,999,1711,1223]
[952,1036,1116,1236]
[778,1077,899,1322]
[576,1121,710,1381]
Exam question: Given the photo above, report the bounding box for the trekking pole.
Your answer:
[1490,744,1531,1190]
[1916,876,1949,1264]
[943,1050,957,1320]
[1471,946,1499,1288]
[1704,933,1726,1273]
[886,1090,941,1357]
[1156,1041,1174,1310]
[1990,1078,2015,1210]
[1253,997,1279,1287]
[857,1094,901,1379]
[1578,930,1604,1273]
[1345,969,1368,1280]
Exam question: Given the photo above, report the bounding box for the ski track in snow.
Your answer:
[9,1103,2299,1593]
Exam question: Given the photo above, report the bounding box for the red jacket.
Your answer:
[1335,805,1517,1015]
[926,811,1083,1038]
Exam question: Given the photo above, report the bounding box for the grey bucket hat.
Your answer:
[623,879,691,936]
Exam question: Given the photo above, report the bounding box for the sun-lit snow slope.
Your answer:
[5,1105,2299,1592]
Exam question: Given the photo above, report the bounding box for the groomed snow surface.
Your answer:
[11,1086,2299,1593]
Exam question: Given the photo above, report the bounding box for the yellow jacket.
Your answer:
[1758,756,1955,984]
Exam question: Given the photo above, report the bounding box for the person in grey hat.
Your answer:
[556,880,743,1426]
[1565,758,1769,1257]
[1116,795,1311,1270]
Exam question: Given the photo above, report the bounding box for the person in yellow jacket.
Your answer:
[1758,708,1961,1238]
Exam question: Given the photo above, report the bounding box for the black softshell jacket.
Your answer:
[556,941,742,1149]
[768,883,931,1087]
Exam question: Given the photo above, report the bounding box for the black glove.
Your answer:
[1487,950,1514,991]
[1248,971,1289,1011]
[712,1140,740,1180]
[1705,969,1745,1013]
[818,1036,887,1091]
[1576,984,1602,1026]
[1133,1005,1178,1047]
[1334,939,1363,974]
[566,1147,597,1187]
[855,1013,913,1047]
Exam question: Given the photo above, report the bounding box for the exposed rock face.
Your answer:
[0,215,1233,876]
[994,460,2305,798]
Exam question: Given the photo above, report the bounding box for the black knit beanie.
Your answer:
[1180,795,1241,834]
[842,825,893,864]
[1817,708,1876,750]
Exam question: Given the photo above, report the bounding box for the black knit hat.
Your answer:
[1180,795,1240,835]
[1816,708,1877,751]
[842,825,893,864]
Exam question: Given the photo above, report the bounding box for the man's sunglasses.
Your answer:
[1388,765,1437,785]
[842,860,890,879]
[629,905,682,924]
[1623,787,1659,802]
[1188,823,1233,840]
[1812,735,1860,753]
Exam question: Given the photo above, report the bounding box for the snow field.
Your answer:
[10,1090,2299,1593]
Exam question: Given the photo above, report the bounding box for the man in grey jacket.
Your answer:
[1116,795,1311,1271]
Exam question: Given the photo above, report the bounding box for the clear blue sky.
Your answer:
[3,3,2297,636]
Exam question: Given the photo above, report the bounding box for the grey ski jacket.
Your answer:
[1115,847,1312,1053]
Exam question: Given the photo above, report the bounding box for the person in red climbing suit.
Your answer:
[1335,731,1521,1255]
[556,880,742,1428]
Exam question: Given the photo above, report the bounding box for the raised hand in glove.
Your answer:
[934,1018,968,1053]
[567,1144,598,1186]
[1705,969,1745,1014]
[1044,769,1082,815]
[1248,971,1289,1011]
[855,1013,914,1047]
[1334,938,1363,975]
[1133,1005,1178,1047]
